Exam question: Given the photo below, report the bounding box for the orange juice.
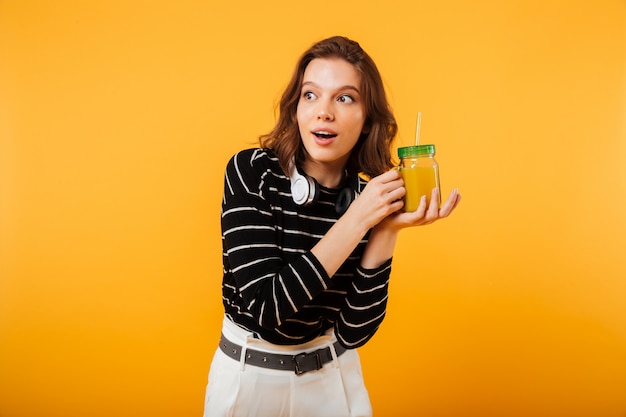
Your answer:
[400,166,439,211]
[397,144,441,212]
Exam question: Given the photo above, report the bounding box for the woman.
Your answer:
[203,36,461,417]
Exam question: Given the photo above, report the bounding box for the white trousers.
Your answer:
[203,316,372,417]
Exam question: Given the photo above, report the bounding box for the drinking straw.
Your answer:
[415,112,422,146]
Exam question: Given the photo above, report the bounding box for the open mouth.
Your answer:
[313,131,337,139]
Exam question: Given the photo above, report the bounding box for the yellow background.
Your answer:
[1,1,625,416]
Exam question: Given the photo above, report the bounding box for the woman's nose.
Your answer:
[316,105,334,121]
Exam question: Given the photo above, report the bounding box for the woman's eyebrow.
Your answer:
[301,81,361,94]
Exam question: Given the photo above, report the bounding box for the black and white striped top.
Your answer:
[221,148,392,348]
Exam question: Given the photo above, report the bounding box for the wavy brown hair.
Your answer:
[259,36,398,178]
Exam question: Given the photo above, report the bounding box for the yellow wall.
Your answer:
[1,1,625,416]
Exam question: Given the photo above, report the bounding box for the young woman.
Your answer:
[203,36,461,417]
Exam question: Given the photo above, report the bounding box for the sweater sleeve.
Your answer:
[335,258,392,348]
[221,150,334,331]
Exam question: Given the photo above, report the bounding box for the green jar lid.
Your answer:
[398,144,436,158]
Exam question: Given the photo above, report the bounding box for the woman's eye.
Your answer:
[303,91,317,100]
[338,95,355,103]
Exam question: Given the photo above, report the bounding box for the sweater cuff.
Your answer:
[355,258,393,287]
[356,257,392,281]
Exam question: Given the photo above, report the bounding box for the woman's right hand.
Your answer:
[348,169,406,230]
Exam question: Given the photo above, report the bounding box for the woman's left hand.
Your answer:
[382,187,462,230]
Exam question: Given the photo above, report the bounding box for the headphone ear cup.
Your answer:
[335,175,360,215]
[291,174,318,206]
[335,187,356,215]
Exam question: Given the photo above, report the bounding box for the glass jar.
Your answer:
[397,144,441,211]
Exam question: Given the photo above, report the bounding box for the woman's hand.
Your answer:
[347,169,406,230]
[348,168,462,231]
[382,186,462,231]
[349,169,461,270]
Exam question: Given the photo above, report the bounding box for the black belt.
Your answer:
[219,333,347,375]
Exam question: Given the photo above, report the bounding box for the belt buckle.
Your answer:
[293,351,322,375]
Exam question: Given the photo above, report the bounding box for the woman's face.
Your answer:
[296,58,367,182]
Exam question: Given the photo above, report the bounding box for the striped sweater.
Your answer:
[221,148,391,348]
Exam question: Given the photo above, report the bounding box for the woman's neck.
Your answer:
[302,160,347,189]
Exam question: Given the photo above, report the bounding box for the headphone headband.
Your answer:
[288,159,358,214]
